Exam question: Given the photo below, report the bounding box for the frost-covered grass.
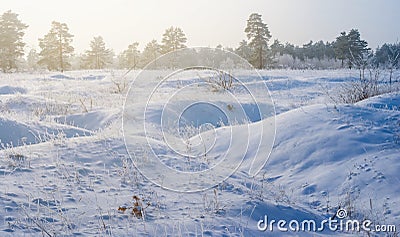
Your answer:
[0,69,399,236]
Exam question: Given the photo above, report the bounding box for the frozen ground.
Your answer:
[0,69,399,236]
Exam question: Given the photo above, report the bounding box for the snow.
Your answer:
[0,86,26,95]
[54,110,120,131]
[0,117,90,147]
[0,69,399,236]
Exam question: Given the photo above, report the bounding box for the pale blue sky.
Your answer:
[1,0,399,53]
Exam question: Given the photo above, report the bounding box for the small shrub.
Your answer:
[110,71,128,94]
[206,70,234,91]
[336,68,399,104]
[118,195,150,219]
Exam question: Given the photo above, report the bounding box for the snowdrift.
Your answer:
[0,117,91,148]
[0,70,399,236]
[0,86,26,95]
[54,109,120,131]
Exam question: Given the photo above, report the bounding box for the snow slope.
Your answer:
[0,70,399,236]
[264,102,400,223]
[0,117,91,148]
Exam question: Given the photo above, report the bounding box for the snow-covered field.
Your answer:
[0,69,399,236]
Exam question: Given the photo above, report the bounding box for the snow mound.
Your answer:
[193,93,400,225]
[50,74,74,80]
[54,109,120,131]
[0,86,26,95]
[2,95,78,115]
[49,74,106,81]
[1,70,399,236]
[356,92,400,111]
[0,117,91,148]
[81,75,106,80]
[261,101,400,222]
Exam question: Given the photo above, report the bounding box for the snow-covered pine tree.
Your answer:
[118,42,140,69]
[244,13,272,69]
[333,32,349,68]
[26,49,39,71]
[0,10,28,72]
[235,40,252,63]
[82,36,113,69]
[161,26,187,54]
[140,39,161,67]
[347,29,369,68]
[334,29,369,68]
[38,21,74,72]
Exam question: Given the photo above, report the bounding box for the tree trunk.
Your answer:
[389,67,393,89]
[96,53,100,69]
[59,33,63,72]
[259,45,263,69]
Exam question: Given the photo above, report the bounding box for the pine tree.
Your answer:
[374,43,400,85]
[161,26,187,54]
[38,21,74,72]
[324,41,336,60]
[347,29,369,68]
[333,32,349,67]
[235,40,252,62]
[313,41,326,61]
[270,39,284,58]
[0,10,28,72]
[245,13,272,69]
[26,49,39,71]
[374,43,400,68]
[302,40,314,59]
[82,36,112,69]
[118,42,140,69]
[334,29,369,68]
[283,43,296,60]
[140,39,161,67]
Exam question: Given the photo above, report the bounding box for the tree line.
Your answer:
[0,10,399,72]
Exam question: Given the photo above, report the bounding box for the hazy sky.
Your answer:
[1,0,399,54]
